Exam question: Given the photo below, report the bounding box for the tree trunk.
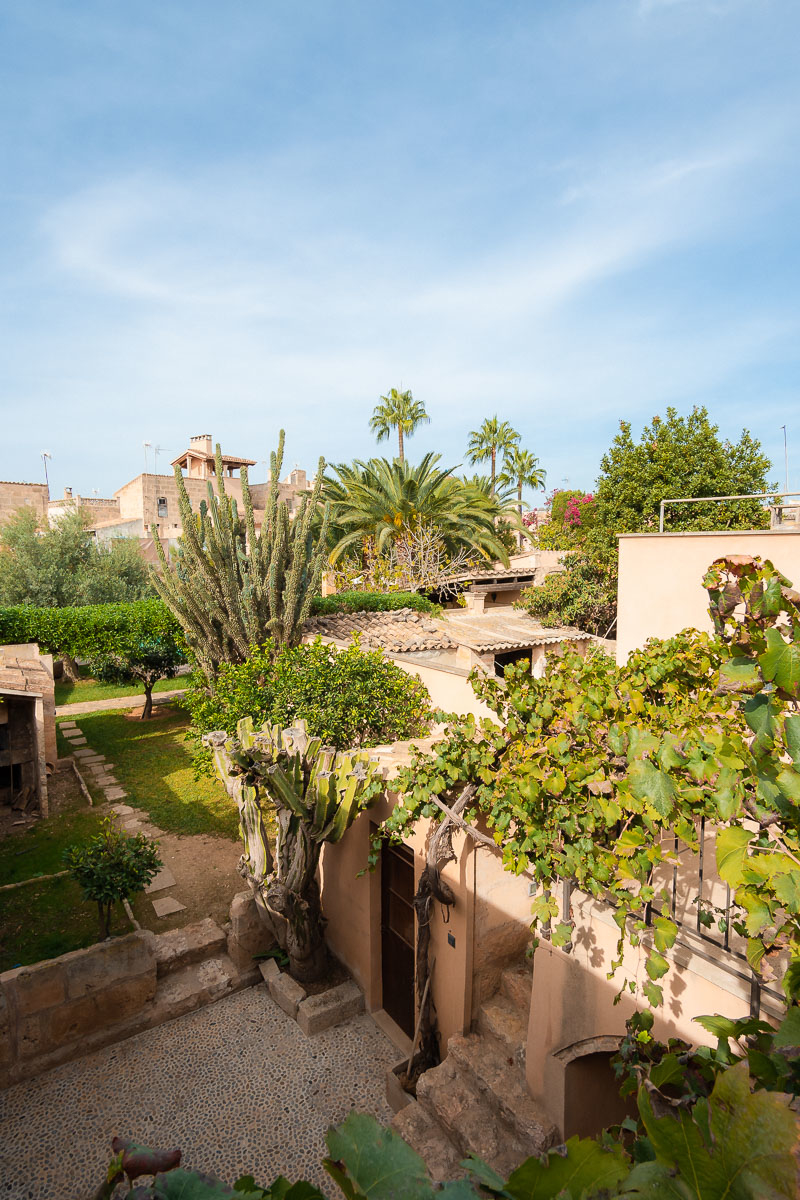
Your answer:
[491,447,496,495]
[141,683,153,720]
[61,655,81,682]
[518,479,524,550]
[398,426,404,463]
[98,900,112,941]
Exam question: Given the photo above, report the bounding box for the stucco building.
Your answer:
[0,481,49,529]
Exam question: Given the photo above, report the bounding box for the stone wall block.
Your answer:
[92,974,156,1026]
[5,961,66,1014]
[0,988,11,1067]
[63,933,154,1000]
[227,891,276,971]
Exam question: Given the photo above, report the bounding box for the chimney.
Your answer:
[64,487,73,499]
[190,434,213,456]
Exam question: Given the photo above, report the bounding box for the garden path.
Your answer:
[56,689,185,716]
[0,986,397,1199]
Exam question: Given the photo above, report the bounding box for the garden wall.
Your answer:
[0,931,156,1087]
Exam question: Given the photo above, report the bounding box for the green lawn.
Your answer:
[55,672,190,707]
[66,706,240,839]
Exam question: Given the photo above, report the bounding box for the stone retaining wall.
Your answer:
[0,931,156,1088]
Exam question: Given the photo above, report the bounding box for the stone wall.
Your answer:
[0,480,49,529]
[0,932,157,1087]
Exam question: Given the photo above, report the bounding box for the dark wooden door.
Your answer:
[381,840,416,1038]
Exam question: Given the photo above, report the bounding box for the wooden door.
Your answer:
[381,840,416,1038]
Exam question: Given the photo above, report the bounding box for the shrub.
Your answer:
[183,638,432,760]
[64,818,162,940]
[0,599,183,662]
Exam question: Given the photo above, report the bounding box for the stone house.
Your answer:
[0,643,56,818]
[0,480,49,529]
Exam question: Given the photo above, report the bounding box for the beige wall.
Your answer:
[0,481,49,528]
[616,530,800,662]
[525,882,783,1138]
[114,472,268,540]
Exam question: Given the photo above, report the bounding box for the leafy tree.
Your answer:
[0,508,151,609]
[152,434,329,676]
[369,387,430,463]
[497,446,547,547]
[322,454,511,567]
[466,416,520,493]
[183,637,431,759]
[521,407,773,634]
[207,719,384,981]
[64,818,161,940]
[90,634,185,719]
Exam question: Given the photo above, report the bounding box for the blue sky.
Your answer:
[1,0,799,504]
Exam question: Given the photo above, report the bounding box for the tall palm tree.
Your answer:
[466,417,519,493]
[498,446,547,548]
[322,454,510,565]
[369,388,430,463]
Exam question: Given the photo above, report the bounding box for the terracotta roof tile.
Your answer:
[304,609,456,654]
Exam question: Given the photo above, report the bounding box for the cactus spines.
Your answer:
[151,432,329,675]
[206,719,383,982]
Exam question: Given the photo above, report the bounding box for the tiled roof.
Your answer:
[304,609,456,654]
[442,612,593,653]
[304,608,592,657]
[0,654,50,696]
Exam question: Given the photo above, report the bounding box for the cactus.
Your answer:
[206,718,383,982]
[151,433,329,676]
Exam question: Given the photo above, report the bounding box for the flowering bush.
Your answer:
[563,492,595,527]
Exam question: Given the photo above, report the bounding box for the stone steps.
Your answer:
[392,1100,464,1182]
[393,960,555,1181]
[153,918,227,978]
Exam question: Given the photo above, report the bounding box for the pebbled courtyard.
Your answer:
[0,986,398,1200]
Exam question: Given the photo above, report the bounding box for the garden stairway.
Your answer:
[392,963,559,1181]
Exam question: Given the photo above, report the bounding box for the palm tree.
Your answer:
[498,446,547,548]
[322,454,510,565]
[466,417,520,493]
[369,388,430,463]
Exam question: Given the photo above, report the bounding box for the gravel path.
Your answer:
[56,690,186,716]
[0,987,397,1200]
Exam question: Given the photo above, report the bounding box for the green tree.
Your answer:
[152,434,329,677]
[322,454,511,566]
[498,446,547,548]
[466,416,520,494]
[183,637,431,760]
[520,407,773,635]
[64,818,162,940]
[0,509,152,609]
[90,633,185,719]
[369,387,430,463]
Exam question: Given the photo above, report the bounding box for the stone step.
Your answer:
[415,1054,532,1178]
[500,963,533,1013]
[447,1034,558,1155]
[391,1098,463,1183]
[152,953,250,1020]
[153,918,227,977]
[478,994,528,1067]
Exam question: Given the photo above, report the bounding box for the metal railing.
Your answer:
[658,490,800,533]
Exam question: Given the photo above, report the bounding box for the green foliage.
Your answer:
[184,638,431,763]
[369,387,430,463]
[0,597,182,661]
[152,434,329,676]
[0,507,152,607]
[466,416,519,491]
[97,1084,799,1199]
[597,407,773,534]
[385,554,800,1005]
[322,454,512,567]
[64,817,161,940]
[90,634,185,719]
[516,533,617,635]
[519,407,773,634]
[208,719,384,980]
[310,591,441,616]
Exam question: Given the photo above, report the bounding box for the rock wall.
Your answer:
[0,932,156,1087]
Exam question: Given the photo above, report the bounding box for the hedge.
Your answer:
[0,600,184,661]
[309,590,441,616]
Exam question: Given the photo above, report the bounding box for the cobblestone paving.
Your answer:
[0,987,397,1200]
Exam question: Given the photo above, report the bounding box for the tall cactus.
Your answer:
[206,718,383,981]
[151,433,329,676]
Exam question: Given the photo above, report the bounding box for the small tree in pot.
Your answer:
[206,718,383,982]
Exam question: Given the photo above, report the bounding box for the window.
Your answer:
[157,497,168,518]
